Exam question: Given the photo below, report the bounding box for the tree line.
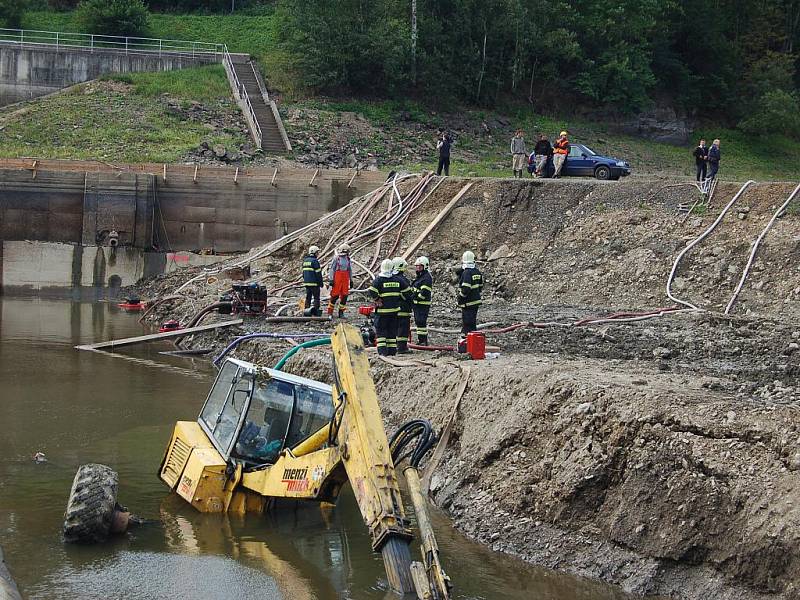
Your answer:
[2,0,799,137]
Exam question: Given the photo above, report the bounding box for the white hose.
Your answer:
[666,180,755,310]
[724,182,800,314]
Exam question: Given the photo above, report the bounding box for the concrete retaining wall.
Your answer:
[0,45,214,105]
[0,161,385,253]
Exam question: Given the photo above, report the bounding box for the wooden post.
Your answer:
[234,167,239,184]
[347,168,359,188]
[31,160,37,179]
[193,164,199,183]
[162,164,167,183]
[270,168,278,187]
[309,169,319,187]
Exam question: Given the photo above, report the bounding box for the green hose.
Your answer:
[273,337,331,370]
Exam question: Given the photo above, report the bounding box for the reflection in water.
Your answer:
[0,298,636,600]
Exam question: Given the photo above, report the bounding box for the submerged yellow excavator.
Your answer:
[156,324,451,598]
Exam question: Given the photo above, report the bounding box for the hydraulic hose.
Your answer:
[274,337,331,370]
[214,332,332,366]
[390,419,437,468]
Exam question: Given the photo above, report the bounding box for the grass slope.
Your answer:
[0,65,247,163]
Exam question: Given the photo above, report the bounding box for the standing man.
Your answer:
[411,256,433,346]
[511,129,527,178]
[552,131,570,178]
[302,245,323,316]
[533,134,553,178]
[436,131,452,176]
[369,259,412,356]
[457,250,483,335]
[392,256,413,353]
[693,139,708,182]
[327,243,352,318]
[707,139,721,181]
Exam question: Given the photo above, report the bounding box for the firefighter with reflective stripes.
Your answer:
[369,259,412,356]
[411,256,433,346]
[327,244,352,318]
[392,256,413,354]
[457,250,483,334]
[301,245,323,316]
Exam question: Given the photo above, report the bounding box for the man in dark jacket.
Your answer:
[457,250,483,335]
[533,134,553,178]
[369,259,413,356]
[392,256,413,353]
[301,245,323,316]
[411,256,433,346]
[436,132,452,176]
[707,139,721,181]
[693,139,708,182]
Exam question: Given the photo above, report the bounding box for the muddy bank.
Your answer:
[134,175,800,599]
[0,545,22,600]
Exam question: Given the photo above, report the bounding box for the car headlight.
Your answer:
[616,161,626,167]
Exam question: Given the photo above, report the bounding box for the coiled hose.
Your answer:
[389,419,438,468]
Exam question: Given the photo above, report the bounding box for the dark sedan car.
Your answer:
[528,143,631,180]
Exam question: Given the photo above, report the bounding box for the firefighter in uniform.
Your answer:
[457,250,483,334]
[327,243,352,318]
[301,245,323,316]
[369,259,412,356]
[392,256,413,353]
[411,256,433,346]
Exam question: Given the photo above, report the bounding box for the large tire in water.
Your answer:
[63,463,119,544]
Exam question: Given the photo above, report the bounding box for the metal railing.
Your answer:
[0,28,224,60]
[222,48,262,148]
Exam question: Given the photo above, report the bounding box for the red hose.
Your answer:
[408,343,455,351]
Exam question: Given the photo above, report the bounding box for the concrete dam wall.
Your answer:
[0,160,385,295]
[0,44,215,106]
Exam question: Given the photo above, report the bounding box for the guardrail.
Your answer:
[222,48,262,149]
[0,28,224,60]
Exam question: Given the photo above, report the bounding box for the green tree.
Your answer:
[739,89,800,139]
[0,0,26,28]
[75,0,150,37]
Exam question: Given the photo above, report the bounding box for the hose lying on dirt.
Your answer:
[274,338,332,371]
[724,181,800,315]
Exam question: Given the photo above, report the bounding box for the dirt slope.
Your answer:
[138,176,800,599]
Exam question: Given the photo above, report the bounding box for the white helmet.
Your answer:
[338,243,350,254]
[308,245,320,256]
[380,259,394,275]
[392,256,407,273]
[414,256,430,269]
[462,250,476,264]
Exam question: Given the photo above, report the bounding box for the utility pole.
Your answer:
[411,0,417,84]
[231,0,235,13]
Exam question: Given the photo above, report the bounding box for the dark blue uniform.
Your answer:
[302,254,323,316]
[458,266,483,334]
[411,270,433,345]
[369,274,412,356]
[395,271,413,353]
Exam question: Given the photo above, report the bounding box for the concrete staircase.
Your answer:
[224,53,291,154]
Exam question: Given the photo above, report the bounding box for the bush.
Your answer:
[75,0,150,37]
[0,0,26,28]
[738,90,800,140]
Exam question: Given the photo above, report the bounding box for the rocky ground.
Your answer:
[134,176,800,599]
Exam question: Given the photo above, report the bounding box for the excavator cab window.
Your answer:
[199,361,254,458]
[286,385,334,448]
[234,380,295,464]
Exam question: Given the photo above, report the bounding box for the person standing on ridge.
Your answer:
[411,256,433,346]
[533,134,553,178]
[392,256,414,354]
[436,131,452,176]
[327,243,352,318]
[302,245,323,316]
[693,139,708,182]
[552,131,570,178]
[457,250,483,335]
[707,139,721,182]
[511,129,527,178]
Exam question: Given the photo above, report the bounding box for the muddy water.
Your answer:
[0,298,634,600]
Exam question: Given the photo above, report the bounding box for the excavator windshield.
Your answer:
[199,358,334,464]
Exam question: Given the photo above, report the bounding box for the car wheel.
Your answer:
[63,463,119,544]
[595,165,611,180]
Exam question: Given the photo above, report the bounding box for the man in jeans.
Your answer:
[436,132,452,176]
[707,139,721,181]
[693,139,708,182]
[552,131,570,178]
[533,134,552,178]
[510,129,527,178]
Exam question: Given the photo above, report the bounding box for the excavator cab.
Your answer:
[198,358,334,466]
